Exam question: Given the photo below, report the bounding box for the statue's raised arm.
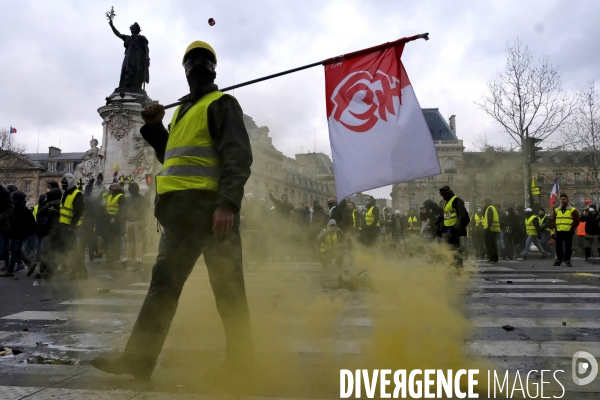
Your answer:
[109,20,127,41]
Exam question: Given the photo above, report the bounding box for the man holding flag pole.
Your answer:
[90,33,437,383]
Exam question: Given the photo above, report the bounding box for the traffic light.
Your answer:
[524,137,543,164]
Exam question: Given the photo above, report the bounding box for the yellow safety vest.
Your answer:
[408,216,420,230]
[364,206,380,227]
[483,206,501,232]
[525,215,538,236]
[106,193,123,215]
[538,215,551,232]
[474,214,482,227]
[32,205,39,222]
[443,196,457,227]
[156,91,225,195]
[320,230,340,252]
[555,207,575,232]
[351,210,360,230]
[59,189,83,226]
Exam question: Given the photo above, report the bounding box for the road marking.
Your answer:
[473,278,565,283]
[1,311,138,321]
[60,299,143,306]
[477,267,516,271]
[467,340,600,357]
[470,317,600,328]
[471,292,600,298]
[110,289,148,295]
[466,302,600,310]
[475,284,599,289]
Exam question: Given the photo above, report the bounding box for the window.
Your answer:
[24,182,31,193]
[447,175,454,182]
[574,172,581,183]
[441,130,448,138]
[66,162,74,172]
[427,176,435,181]
[444,158,456,173]
[48,162,56,172]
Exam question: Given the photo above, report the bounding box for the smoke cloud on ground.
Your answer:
[85,235,492,398]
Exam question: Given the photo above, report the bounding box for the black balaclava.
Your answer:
[187,65,216,100]
[61,178,68,191]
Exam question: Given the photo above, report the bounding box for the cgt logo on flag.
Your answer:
[324,38,441,200]
[330,70,400,132]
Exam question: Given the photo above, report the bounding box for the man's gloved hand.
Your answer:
[141,104,165,125]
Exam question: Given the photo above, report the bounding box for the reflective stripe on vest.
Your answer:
[156,91,224,195]
[33,205,39,222]
[525,215,538,236]
[320,231,340,252]
[106,193,123,215]
[365,206,380,227]
[555,207,575,232]
[443,196,457,227]
[483,206,501,232]
[59,189,83,226]
[577,221,586,236]
[408,216,420,230]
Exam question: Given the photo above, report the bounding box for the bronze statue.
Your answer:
[107,8,150,91]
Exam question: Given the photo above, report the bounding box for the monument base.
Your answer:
[97,89,159,193]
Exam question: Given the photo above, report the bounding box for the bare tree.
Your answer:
[0,127,27,184]
[476,38,576,205]
[556,81,600,184]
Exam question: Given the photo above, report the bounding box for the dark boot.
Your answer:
[585,247,591,260]
[90,355,151,380]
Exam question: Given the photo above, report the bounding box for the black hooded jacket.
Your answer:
[37,188,63,237]
[141,83,252,228]
[7,191,36,239]
[441,190,470,236]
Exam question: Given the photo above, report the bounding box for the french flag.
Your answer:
[549,178,559,208]
[9,126,17,134]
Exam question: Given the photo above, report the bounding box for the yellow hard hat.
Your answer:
[182,41,217,65]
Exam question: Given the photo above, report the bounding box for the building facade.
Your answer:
[392,109,600,212]
[242,115,335,206]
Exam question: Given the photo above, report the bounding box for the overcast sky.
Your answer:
[2,0,599,198]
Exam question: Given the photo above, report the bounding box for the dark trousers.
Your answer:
[319,249,343,268]
[122,218,252,376]
[8,238,24,273]
[445,227,463,267]
[555,231,573,262]
[484,231,499,262]
[61,226,86,275]
[473,231,486,259]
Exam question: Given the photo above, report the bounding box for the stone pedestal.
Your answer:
[97,89,159,191]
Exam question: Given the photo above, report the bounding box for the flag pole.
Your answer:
[163,33,429,110]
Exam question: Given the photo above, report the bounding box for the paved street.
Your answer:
[0,255,600,399]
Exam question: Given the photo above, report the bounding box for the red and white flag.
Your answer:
[324,36,440,200]
[549,178,560,208]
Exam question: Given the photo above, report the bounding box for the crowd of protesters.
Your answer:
[0,176,590,277]
[0,172,150,280]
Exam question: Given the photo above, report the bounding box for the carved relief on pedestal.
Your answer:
[129,132,154,183]
[107,107,133,140]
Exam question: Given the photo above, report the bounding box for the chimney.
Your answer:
[49,146,62,158]
[449,115,456,134]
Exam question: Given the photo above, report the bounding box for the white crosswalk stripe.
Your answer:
[2,261,600,397]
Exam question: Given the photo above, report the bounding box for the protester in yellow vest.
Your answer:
[317,219,345,268]
[551,193,580,267]
[472,205,486,260]
[406,207,420,234]
[537,207,554,258]
[439,186,469,267]
[92,41,254,384]
[58,173,87,280]
[517,208,549,261]
[103,183,125,264]
[482,197,500,263]
[360,195,380,246]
